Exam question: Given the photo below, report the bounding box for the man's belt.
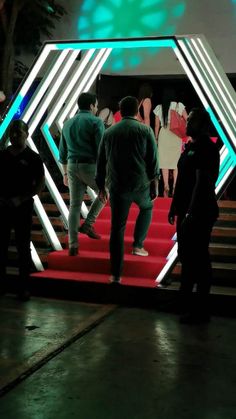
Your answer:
[68,159,96,163]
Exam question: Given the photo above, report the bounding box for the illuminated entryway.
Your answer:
[0,36,235,280]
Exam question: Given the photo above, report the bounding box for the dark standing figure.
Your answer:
[59,92,105,256]
[168,108,220,324]
[96,96,159,283]
[0,120,45,300]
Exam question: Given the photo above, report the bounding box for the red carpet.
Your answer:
[32,198,176,288]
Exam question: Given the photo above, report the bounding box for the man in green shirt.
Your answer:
[59,92,105,256]
[96,96,159,283]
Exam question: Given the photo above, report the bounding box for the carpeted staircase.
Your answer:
[32,198,176,288]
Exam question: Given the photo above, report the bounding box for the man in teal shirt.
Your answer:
[59,92,105,255]
[96,96,159,283]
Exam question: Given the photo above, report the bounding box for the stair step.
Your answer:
[64,234,174,257]
[218,200,236,209]
[160,281,236,297]
[47,249,166,278]
[31,270,157,288]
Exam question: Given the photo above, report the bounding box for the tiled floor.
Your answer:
[0,295,236,419]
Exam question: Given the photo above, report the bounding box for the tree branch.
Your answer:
[0,0,7,35]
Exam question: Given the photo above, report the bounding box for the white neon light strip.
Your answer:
[28,50,79,136]
[215,164,234,195]
[0,45,54,138]
[156,243,178,284]
[30,242,44,271]
[45,49,95,128]
[197,37,236,112]
[192,38,236,127]
[41,50,96,172]
[173,46,209,108]
[58,48,112,128]
[23,49,71,123]
[20,44,54,97]
[187,39,236,145]
[69,48,112,120]
[26,135,65,247]
[177,39,236,154]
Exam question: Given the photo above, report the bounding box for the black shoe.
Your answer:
[68,247,78,256]
[17,290,31,302]
[79,223,101,239]
[179,312,210,325]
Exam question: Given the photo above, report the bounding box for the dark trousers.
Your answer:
[0,201,33,292]
[177,214,216,314]
[109,187,153,277]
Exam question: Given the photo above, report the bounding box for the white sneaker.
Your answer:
[132,247,149,256]
[109,275,121,284]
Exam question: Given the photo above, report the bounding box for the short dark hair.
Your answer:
[77,92,97,110]
[9,119,28,134]
[190,108,211,129]
[120,96,139,117]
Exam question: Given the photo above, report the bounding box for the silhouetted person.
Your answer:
[0,120,45,300]
[168,108,220,324]
[96,96,159,283]
[59,92,105,256]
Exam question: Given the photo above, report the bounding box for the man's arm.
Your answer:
[96,136,107,190]
[11,157,45,207]
[145,127,159,180]
[94,118,105,156]
[59,130,69,186]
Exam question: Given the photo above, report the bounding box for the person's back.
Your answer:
[96,96,159,283]
[102,117,157,193]
[61,110,102,164]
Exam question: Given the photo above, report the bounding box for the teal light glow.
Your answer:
[0,94,23,139]
[42,125,59,161]
[55,39,175,50]
[77,0,186,71]
[207,106,236,164]
[216,156,234,187]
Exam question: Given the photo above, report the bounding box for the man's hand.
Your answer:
[98,188,109,204]
[168,212,175,225]
[63,173,69,187]
[150,178,159,201]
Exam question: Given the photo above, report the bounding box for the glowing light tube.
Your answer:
[23,49,71,123]
[58,48,112,128]
[26,135,67,242]
[177,39,236,158]
[187,38,236,146]
[69,48,112,120]
[156,243,178,285]
[28,50,79,136]
[0,45,53,139]
[31,242,44,271]
[192,38,236,128]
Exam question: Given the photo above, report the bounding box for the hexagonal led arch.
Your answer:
[0,36,235,278]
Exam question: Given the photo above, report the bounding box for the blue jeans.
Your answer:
[67,163,104,248]
[109,187,153,276]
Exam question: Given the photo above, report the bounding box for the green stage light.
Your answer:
[77,0,186,71]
